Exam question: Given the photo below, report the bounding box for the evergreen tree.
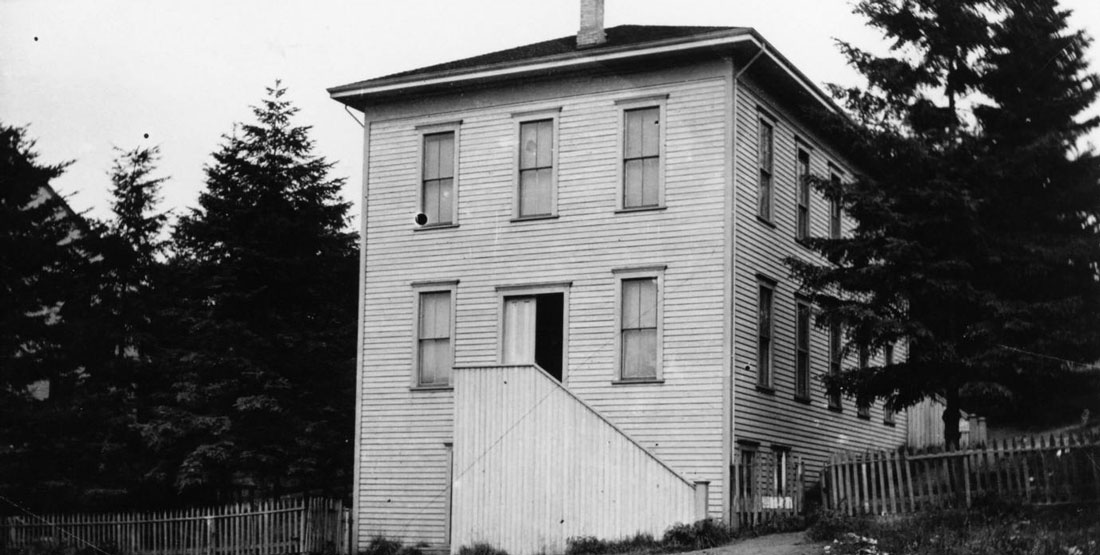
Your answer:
[788,0,1100,448]
[149,83,357,499]
[0,124,110,510]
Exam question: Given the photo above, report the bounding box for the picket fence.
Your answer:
[731,455,805,528]
[0,497,349,555]
[823,431,1100,515]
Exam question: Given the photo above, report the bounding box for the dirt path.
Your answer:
[681,532,825,555]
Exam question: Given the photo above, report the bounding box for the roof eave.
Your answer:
[328,30,755,104]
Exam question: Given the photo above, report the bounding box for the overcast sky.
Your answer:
[3,0,1099,230]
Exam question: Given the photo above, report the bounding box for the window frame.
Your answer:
[736,443,758,498]
[494,281,572,384]
[616,95,668,212]
[794,297,812,401]
[857,346,871,419]
[828,163,842,240]
[410,280,459,390]
[511,108,561,221]
[415,121,461,229]
[756,277,776,390]
[828,322,843,411]
[795,141,812,242]
[612,265,666,383]
[757,112,776,223]
[772,446,791,497]
[883,344,896,425]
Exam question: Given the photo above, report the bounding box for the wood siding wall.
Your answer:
[730,79,908,481]
[358,64,731,549]
[452,365,699,555]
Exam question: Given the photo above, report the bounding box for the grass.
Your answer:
[809,503,1100,555]
[566,518,737,555]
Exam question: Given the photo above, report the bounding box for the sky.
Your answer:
[2,0,1099,230]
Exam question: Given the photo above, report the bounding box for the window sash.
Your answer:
[418,291,452,385]
[797,148,810,240]
[757,284,774,387]
[857,348,871,418]
[518,120,554,216]
[758,120,774,220]
[623,107,660,209]
[884,344,896,423]
[796,301,811,398]
[828,323,842,409]
[621,277,658,379]
[829,171,842,239]
[422,132,455,225]
[774,451,789,496]
[738,450,756,497]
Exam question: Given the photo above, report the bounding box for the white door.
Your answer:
[502,297,536,364]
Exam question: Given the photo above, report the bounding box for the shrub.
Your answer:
[457,543,510,555]
[660,519,735,551]
[360,536,427,555]
[566,533,659,555]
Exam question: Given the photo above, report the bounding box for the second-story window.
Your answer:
[796,145,811,241]
[758,118,774,221]
[623,106,661,209]
[422,131,456,226]
[517,118,556,218]
[757,280,775,388]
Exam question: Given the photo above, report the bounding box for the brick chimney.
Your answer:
[577,0,607,48]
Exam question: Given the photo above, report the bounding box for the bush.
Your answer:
[457,543,510,555]
[566,519,735,555]
[360,536,427,555]
[566,533,658,555]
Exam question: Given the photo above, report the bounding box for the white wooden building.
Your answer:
[329,2,908,553]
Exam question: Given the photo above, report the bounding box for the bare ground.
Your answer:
[681,532,825,555]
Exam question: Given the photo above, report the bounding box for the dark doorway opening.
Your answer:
[533,293,564,381]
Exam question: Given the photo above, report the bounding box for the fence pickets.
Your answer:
[824,431,1100,515]
[0,497,350,555]
[731,455,805,529]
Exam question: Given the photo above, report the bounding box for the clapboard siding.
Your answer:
[359,65,730,549]
[452,365,699,555]
[731,78,908,482]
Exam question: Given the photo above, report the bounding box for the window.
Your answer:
[619,98,665,210]
[758,117,775,221]
[421,129,457,226]
[773,449,790,496]
[795,299,812,400]
[415,289,454,387]
[829,165,842,239]
[737,447,757,497]
[614,266,664,382]
[621,278,658,379]
[513,111,559,219]
[857,347,871,419]
[883,344,896,425]
[757,281,775,388]
[828,323,842,410]
[796,145,811,241]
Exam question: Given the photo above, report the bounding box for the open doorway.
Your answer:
[502,292,565,381]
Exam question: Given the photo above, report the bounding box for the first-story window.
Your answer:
[857,347,871,419]
[621,277,658,379]
[737,447,757,497]
[422,130,456,225]
[883,344,896,424]
[795,299,812,400]
[757,280,775,388]
[773,448,790,496]
[416,288,454,386]
[828,322,842,410]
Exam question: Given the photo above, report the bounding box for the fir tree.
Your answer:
[788,0,1100,448]
[152,82,357,498]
